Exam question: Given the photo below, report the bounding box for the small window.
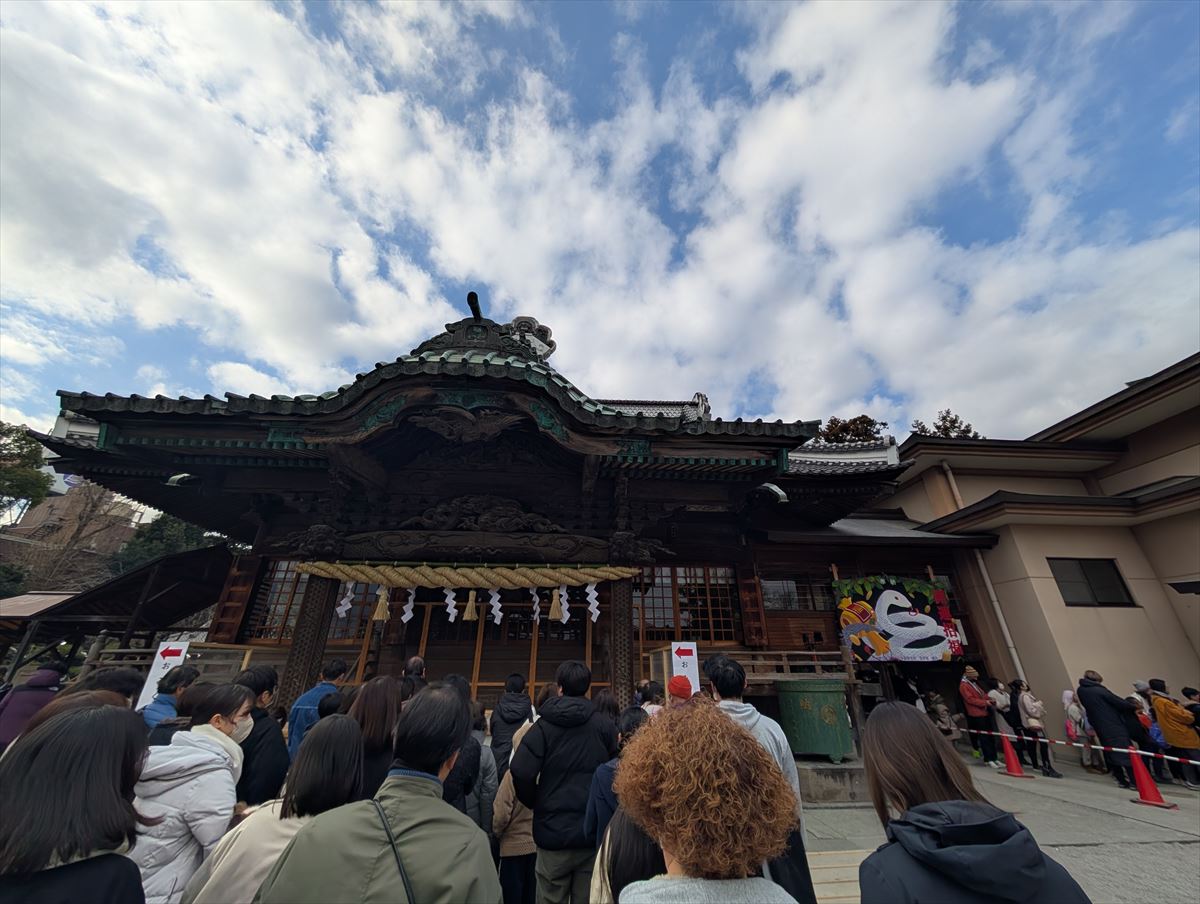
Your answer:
[1048,559,1135,607]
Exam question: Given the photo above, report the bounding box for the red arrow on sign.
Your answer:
[675,647,694,658]
[159,647,184,659]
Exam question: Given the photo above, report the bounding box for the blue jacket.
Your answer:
[584,756,619,847]
[287,681,336,760]
[142,693,178,730]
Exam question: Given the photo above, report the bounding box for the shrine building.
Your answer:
[34,297,1014,710]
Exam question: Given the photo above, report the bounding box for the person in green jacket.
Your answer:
[254,682,502,904]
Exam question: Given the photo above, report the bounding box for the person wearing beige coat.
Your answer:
[493,720,536,904]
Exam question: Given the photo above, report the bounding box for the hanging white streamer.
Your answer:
[586,582,600,622]
[335,587,355,618]
[529,587,540,622]
[559,584,570,624]
[443,587,458,623]
[401,588,416,624]
[489,588,502,624]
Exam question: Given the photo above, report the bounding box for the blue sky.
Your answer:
[1,0,1197,439]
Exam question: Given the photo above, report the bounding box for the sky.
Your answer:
[1,0,1198,441]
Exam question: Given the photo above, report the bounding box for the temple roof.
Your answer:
[55,318,813,439]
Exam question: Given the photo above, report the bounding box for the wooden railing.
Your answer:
[75,635,362,689]
[641,645,852,689]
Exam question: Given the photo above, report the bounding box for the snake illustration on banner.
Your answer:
[835,575,960,663]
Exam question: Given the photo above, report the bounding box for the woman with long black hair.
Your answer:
[0,705,156,904]
[858,702,1087,904]
[182,714,364,904]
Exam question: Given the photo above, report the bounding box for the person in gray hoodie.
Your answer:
[706,655,805,834]
[706,655,814,904]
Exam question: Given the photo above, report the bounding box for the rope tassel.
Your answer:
[371,587,391,622]
[463,589,478,622]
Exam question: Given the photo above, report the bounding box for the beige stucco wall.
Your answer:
[1133,511,1200,656]
[988,524,1200,736]
[1097,408,1200,495]
[952,474,1089,507]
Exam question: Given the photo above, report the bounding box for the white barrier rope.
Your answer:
[963,727,1199,765]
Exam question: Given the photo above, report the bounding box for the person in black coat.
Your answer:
[0,705,153,904]
[510,660,618,904]
[858,703,1089,904]
[231,666,290,805]
[491,673,533,780]
[1076,670,1139,788]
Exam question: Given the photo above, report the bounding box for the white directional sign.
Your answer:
[135,640,191,712]
[670,640,700,697]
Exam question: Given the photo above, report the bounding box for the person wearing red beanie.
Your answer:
[667,675,693,707]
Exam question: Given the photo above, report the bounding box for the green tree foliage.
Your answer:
[0,563,28,599]
[109,514,211,575]
[910,409,984,439]
[0,422,53,512]
[818,414,888,443]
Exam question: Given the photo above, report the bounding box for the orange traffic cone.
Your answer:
[999,731,1034,779]
[1128,747,1178,810]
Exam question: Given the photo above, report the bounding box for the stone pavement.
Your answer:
[805,755,1200,904]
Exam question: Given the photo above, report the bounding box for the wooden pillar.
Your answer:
[78,631,109,680]
[4,619,39,684]
[277,575,340,709]
[121,562,162,647]
[610,578,634,708]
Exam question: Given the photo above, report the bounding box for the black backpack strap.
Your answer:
[371,798,415,904]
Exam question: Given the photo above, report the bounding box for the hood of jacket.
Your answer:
[717,700,761,732]
[537,694,594,728]
[24,668,65,689]
[886,802,1046,901]
[496,691,533,724]
[1078,678,1103,690]
[137,731,235,794]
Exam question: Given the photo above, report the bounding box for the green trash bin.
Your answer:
[776,679,855,764]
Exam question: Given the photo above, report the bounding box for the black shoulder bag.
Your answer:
[371,799,416,904]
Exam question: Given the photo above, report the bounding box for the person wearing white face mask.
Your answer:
[131,683,255,904]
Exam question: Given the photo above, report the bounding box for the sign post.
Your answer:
[669,641,700,697]
[135,640,191,712]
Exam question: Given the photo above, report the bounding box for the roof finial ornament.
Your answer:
[467,291,482,322]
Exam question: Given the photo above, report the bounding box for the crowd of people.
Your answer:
[2,649,1193,903]
[955,666,1200,790]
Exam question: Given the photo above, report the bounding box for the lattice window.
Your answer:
[246,560,309,641]
[326,582,376,642]
[762,575,836,612]
[634,565,740,644]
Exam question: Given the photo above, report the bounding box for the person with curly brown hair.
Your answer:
[613,703,801,903]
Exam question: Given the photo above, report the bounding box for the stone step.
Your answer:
[809,849,870,904]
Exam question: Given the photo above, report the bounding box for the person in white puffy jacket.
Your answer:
[131,683,254,904]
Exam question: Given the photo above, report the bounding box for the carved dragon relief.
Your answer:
[399,495,564,533]
[406,407,525,443]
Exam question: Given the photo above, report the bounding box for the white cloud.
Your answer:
[0,0,1195,447]
[1166,99,1199,143]
[206,362,300,399]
